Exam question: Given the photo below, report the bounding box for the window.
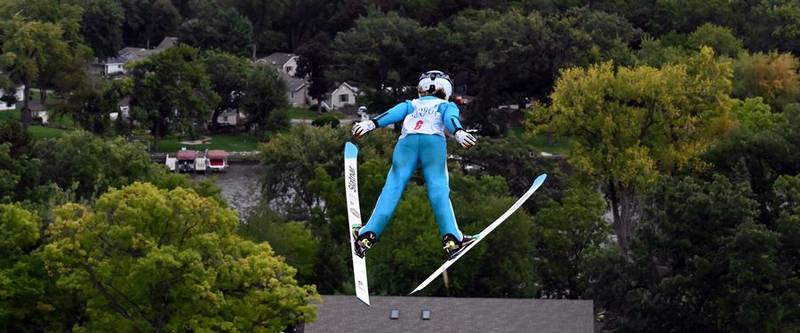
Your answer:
[285,66,293,73]
[390,309,400,320]
[421,310,431,320]
[339,94,349,103]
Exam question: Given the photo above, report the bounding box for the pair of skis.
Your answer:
[344,142,547,305]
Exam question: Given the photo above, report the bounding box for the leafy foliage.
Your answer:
[45,182,319,331]
[535,48,734,250]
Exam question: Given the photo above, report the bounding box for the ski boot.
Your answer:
[442,234,476,259]
[353,230,376,258]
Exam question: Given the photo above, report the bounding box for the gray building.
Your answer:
[301,295,593,333]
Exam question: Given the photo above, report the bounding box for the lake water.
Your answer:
[195,162,262,221]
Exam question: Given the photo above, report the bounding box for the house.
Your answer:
[324,82,359,109]
[91,57,125,76]
[255,52,300,77]
[301,295,594,333]
[28,101,49,125]
[120,36,179,63]
[279,71,310,107]
[0,86,24,111]
[216,109,244,126]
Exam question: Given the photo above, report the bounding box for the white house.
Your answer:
[326,82,359,109]
[91,57,126,76]
[0,86,24,111]
[255,53,300,77]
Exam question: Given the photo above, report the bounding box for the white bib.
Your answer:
[400,98,447,139]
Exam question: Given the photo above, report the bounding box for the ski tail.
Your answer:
[409,173,547,295]
[344,142,370,306]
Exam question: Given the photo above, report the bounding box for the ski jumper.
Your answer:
[358,95,466,242]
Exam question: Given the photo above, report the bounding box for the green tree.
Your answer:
[258,125,350,220]
[130,44,219,148]
[0,17,71,125]
[704,98,800,223]
[35,131,159,200]
[180,7,254,57]
[531,186,610,298]
[45,182,319,331]
[332,8,435,112]
[202,50,250,130]
[79,0,125,59]
[589,175,795,331]
[686,23,744,58]
[239,208,320,285]
[2,0,85,44]
[240,65,289,134]
[58,77,128,135]
[0,204,46,331]
[297,32,334,108]
[535,48,734,251]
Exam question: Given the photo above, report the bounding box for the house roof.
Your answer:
[117,37,179,63]
[278,71,307,92]
[255,52,296,68]
[303,295,594,333]
[155,37,179,50]
[332,82,359,94]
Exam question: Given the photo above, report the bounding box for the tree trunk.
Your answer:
[20,84,31,127]
[152,121,161,152]
[608,180,640,255]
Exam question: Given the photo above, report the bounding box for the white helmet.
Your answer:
[418,70,453,100]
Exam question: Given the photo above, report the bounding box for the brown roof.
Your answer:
[303,295,594,333]
[176,150,197,160]
[207,150,228,159]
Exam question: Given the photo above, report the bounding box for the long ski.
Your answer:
[409,173,548,295]
[344,142,370,305]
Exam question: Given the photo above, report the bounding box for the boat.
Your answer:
[176,148,197,173]
[207,149,229,172]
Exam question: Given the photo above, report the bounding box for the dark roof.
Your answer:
[304,295,593,333]
[278,71,307,92]
[256,52,296,67]
[155,37,179,50]
[117,37,179,62]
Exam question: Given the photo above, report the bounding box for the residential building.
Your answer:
[302,295,594,333]
[93,37,180,76]
[0,86,24,111]
[255,52,300,77]
[91,57,125,76]
[325,82,359,109]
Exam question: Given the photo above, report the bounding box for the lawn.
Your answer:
[155,134,261,153]
[508,128,570,156]
[29,126,70,139]
[1,110,73,139]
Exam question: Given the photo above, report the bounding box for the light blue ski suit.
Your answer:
[358,95,466,242]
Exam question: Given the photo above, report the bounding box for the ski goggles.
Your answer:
[419,71,452,85]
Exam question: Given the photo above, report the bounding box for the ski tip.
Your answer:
[530,173,547,190]
[344,142,359,158]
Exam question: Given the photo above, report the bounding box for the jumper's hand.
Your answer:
[455,129,477,149]
[352,120,376,138]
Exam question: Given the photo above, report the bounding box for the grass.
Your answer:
[1,110,73,140]
[155,134,261,153]
[29,126,70,139]
[508,128,571,156]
